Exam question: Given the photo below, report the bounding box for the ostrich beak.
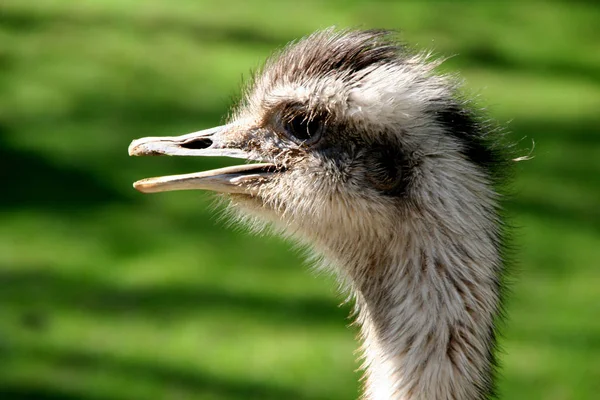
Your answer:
[128,124,278,195]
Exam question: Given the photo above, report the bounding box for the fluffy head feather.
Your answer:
[227,29,508,258]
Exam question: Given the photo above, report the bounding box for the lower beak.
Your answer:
[128,124,278,195]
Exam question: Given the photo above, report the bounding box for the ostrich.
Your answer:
[128,29,511,400]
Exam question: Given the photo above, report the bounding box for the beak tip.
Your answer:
[128,139,143,156]
[133,180,150,193]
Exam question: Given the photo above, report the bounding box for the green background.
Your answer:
[1,1,599,399]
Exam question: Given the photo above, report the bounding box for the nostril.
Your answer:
[181,138,213,150]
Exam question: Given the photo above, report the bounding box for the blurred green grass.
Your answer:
[0,1,599,399]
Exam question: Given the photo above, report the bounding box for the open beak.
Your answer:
[128,124,278,195]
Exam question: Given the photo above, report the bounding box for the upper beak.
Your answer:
[128,124,278,194]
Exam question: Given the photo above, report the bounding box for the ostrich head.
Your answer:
[129,29,509,400]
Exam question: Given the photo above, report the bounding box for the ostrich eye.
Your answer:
[284,114,324,145]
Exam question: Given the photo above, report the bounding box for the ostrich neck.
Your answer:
[343,218,502,400]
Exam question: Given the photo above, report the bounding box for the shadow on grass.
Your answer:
[1,347,332,400]
[0,100,231,216]
[0,129,131,213]
[509,197,599,234]
[509,118,600,147]
[506,117,600,233]
[0,386,120,400]
[0,269,349,326]
[0,6,288,47]
[452,44,600,85]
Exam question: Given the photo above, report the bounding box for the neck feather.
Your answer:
[342,213,502,400]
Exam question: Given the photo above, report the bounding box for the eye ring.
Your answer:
[283,113,325,146]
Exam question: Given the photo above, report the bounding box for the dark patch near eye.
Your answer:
[365,144,411,196]
[430,104,509,184]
